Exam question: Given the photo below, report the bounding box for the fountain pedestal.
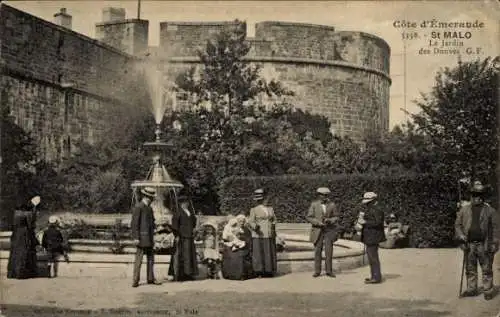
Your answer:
[131,125,183,221]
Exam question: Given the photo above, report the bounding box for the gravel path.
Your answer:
[1,248,499,317]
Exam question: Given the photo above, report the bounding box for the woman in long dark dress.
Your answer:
[168,198,198,281]
[7,199,40,279]
[221,215,253,280]
[247,189,278,277]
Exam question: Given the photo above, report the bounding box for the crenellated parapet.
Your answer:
[159,21,245,57]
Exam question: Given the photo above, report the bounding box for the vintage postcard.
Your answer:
[0,1,499,316]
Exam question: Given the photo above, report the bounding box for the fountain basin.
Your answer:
[0,232,366,276]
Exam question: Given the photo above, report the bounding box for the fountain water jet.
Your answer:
[131,65,184,222]
[141,65,172,125]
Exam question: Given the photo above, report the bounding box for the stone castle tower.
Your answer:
[94,8,391,141]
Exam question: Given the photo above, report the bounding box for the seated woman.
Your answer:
[380,213,409,249]
[221,215,252,280]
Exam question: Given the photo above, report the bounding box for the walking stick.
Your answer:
[363,244,366,265]
[459,246,466,298]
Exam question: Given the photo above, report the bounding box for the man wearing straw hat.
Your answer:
[455,181,498,300]
[359,191,385,284]
[131,187,161,288]
[306,187,342,278]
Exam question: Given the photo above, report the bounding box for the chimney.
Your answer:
[54,8,72,29]
[102,7,126,22]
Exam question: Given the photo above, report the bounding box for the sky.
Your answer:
[4,0,499,128]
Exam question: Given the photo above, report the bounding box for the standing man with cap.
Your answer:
[455,181,499,300]
[131,187,161,288]
[306,187,342,278]
[359,192,385,284]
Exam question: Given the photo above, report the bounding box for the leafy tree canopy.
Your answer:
[411,56,499,182]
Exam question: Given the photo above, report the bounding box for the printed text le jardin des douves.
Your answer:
[393,19,485,56]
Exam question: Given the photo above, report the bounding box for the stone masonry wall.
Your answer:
[259,63,389,139]
[0,4,134,100]
[159,21,244,57]
[0,4,139,163]
[1,75,108,163]
[253,22,390,74]
[160,21,391,141]
[95,19,149,56]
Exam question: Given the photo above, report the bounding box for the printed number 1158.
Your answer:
[402,32,419,40]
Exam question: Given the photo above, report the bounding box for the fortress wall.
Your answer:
[0,4,136,162]
[254,21,337,60]
[253,22,390,74]
[163,58,390,141]
[159,21,244,57]
[0,75,108,163]
[0,4,134,99]
[0,3,392,158]
[160,21,391,141]
[258,62,389,140]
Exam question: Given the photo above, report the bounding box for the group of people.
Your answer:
[7,181,499,301]
[131,187,278,287]
[131,184,389,287]
[307,181,499,299]
[306,187,386,283]
[7,196,69,279]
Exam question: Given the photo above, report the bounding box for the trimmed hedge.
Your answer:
[219,173,459,248]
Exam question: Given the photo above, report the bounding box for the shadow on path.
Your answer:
[2,291,451,317]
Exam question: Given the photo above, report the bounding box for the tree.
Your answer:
[167,23,353,213]
[0,100,38,228]
[411,56,499,183]
[175,20,293,116]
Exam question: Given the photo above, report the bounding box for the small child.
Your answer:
[354,211,365,233]
[222,215,247,251]
[201,224,221,279]
[385,213,404,238]
[42,216,69,278]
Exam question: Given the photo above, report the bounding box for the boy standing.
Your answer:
[42,216,69,278]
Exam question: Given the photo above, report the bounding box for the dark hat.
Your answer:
[470,181,486,194]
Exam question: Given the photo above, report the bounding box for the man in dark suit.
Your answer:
[131,187,161,288]
[359,192,386,284]
[306,187,342,278]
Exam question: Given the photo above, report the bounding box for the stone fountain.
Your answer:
[130,68,184,223]
[130,125,184,221]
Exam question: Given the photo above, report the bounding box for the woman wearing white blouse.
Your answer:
[247,188,277,277]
